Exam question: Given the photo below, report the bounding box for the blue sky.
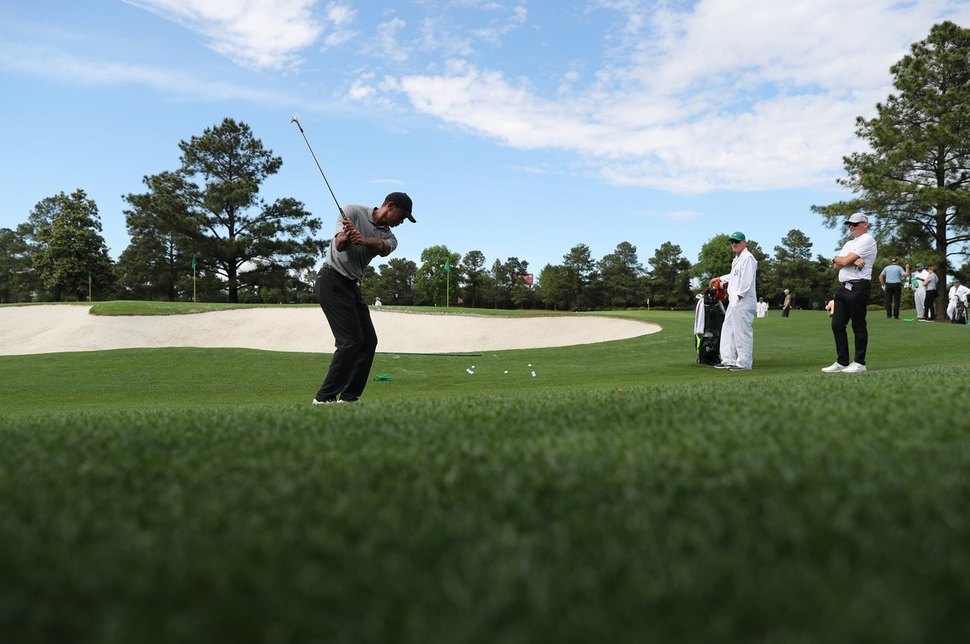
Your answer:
[2,0,969,275]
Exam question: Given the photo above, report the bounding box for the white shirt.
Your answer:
[719,248,758,307]
[836,232,877,282]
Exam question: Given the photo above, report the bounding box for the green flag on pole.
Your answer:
[191,255,197,270]
[444,258,452,307]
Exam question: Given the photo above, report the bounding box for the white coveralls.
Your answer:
[913,269,929,318]
[947,284,970,320]
[718,249,758,369]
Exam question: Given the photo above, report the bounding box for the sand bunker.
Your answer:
[0,306,660,356]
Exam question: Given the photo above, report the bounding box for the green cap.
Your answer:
[729,231,746,242]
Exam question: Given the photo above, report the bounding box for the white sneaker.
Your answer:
[311,398,338,405]
[843,362,867,373]
[821,362,847,373]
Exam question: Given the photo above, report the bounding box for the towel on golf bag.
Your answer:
[695,281,727,365]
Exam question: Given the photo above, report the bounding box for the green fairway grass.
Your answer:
[1,308,969,642]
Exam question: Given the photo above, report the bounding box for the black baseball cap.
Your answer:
[385,192,415,223]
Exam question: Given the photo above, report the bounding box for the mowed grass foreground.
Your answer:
[2,307,970,643]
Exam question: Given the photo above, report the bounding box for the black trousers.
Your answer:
[314,267,377,402]
[925,290,937,320]
[884,282,901,318]
[832,280,871,366]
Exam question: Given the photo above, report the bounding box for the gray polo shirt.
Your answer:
[880,263,906,284]
[323,204,398,281]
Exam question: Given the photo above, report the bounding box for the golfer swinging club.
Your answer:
[312,192,416,404]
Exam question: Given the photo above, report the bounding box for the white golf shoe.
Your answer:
[821,362,847,373]
[311,398,343,405]
[842,362,867,373]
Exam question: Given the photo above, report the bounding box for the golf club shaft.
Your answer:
[291,116,347,220]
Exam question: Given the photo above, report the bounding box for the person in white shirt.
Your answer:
[710,231,758,371]
[921,266,939,321]
[756,298,768,318]
[947,278,969,322]
[821,213,878,374]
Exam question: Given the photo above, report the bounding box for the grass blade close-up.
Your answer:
[1,305,970,643]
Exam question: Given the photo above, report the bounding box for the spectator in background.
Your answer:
[757,298,768,318]
[922,266,939,321]
[879,257,906,319]
[781,289,792,317]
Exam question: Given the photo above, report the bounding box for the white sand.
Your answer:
[0,306,660,356]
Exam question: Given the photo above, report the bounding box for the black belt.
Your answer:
[320,265,358,283]
[841,279,870,285]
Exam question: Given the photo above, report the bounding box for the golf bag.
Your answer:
[951,300,968,325]
[694,280,727,365]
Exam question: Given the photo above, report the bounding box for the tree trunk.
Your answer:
[228,265,238,303]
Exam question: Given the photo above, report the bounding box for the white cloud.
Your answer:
[325,1,354,26]
[396,0,969,193]
[377,17,409,62]
[471,5,527,45]
[123,0,322,70]
[0,39,295,104]
[321,1,357,48]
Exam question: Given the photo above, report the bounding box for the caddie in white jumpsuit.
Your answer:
[913,262,928,319]
[947,278,969,321]
[712,231,758,371]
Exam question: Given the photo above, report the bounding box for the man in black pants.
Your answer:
[878,257,906,319]
[923,265,939,321]
[821,213,878,374]
[312,192,415,404]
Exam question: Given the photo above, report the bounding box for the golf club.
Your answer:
[291,114,347,220]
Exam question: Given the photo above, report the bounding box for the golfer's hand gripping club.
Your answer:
[342,218,363,245]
